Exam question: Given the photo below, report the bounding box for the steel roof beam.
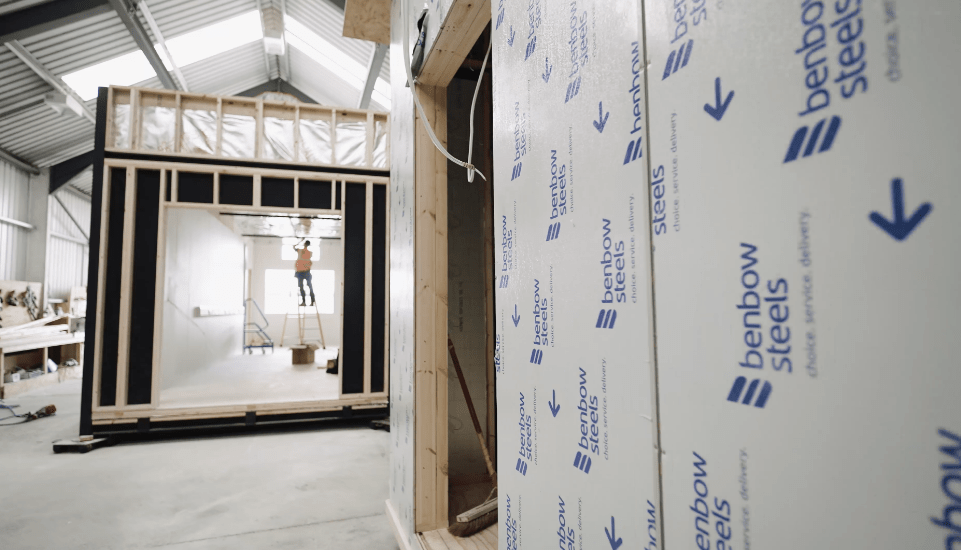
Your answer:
[0,146,41,175]
[5,40,96,123]
[137,0,188,91]
[0,0,111,44]
[108,0,178,90]
[357,43,387,110]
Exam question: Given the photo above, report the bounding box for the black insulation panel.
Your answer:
[127,170,160,405]
[219,174,254,205]
[262,177,294,207]
[342,183,366,394]
[99,168,127,406]
[299,179,332,210]
[335,182,342,210]
[370,185,386,393]
[178,172,214,203]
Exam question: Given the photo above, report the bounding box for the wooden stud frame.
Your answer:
[87,158,390,425]
[105,86,390,172]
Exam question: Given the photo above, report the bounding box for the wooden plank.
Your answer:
[174,93,183,153]
[91,165,112,410]
[417,0,492,87]
[255,99,264,159]
[114,167,138,407]
[215,98,223,156]
[293,105,301,162]
[103,157,389,185]
[419,524,497,550]
[363,180,373,394]
[293,177,299,209]
[105,87,116,149]
[101,146,390,174]
[90,395,388,422]
[171,169,178,202]
[150,170,167,408]
[366,111,375,167]
[331,110,338,166]
[212,172,220,205]
[253,174,262,207]
[130,88,141,150]
[343,0,390,45]
[414,83,448,532]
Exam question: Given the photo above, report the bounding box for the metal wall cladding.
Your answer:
[47,189,91,301]
[0,159,30,280]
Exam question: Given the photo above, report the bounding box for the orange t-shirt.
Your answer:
[295,248,312,272]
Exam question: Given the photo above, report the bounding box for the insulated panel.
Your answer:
[387,0,418,542]
[99,168,127,407]
[370,184,387,393]
[341,182,367,395]
[491,1,659,548]
[644,1,961,549]
[127,170,160,405]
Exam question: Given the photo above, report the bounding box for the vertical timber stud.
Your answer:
[414,84,449,531]
[150,169,167,407]
[364,180,374,394]
[255,99,264,159]
[174,94,182,153]
[115,167,138,407]
[130,89,140,151]
[293,105,301,162]
[366,112,375,168]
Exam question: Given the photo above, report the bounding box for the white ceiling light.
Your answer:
[285,17,390,110]
[63,11,264,101]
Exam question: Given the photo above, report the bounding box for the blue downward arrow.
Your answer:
[594,102,609,133]
[703,77,734,121]
[605,516,623,550]
[548,390,560,417]
[869,178,932,241]
[512,305,520,327]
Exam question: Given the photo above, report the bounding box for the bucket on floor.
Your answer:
[290,344,318,365]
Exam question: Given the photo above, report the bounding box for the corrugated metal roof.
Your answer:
[0,0,48,16]
[64,166,94,196]
[0,0,387,168]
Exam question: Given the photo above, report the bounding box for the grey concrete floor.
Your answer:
[0,379,400,550]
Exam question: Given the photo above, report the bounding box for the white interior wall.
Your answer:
[248,237,343,348]
[160,208,245,390]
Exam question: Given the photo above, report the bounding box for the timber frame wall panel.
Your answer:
[80,87,391,436]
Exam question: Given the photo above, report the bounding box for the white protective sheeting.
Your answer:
[181,108,217,155]
[491,0,659,548]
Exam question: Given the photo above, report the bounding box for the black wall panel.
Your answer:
[127,170,160,405]
[99,168,127,406]
[370,185,386,393]
[262,177,294,207]
[342,183,367,394]
[219,174,254,205]
[178,172,214,203]
[299,179,332,210]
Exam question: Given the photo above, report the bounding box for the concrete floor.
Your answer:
[159,347,341,409]
[0,379,400,550]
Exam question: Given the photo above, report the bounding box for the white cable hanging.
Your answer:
[402,0,491,183]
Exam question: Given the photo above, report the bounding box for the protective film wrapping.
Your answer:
[263,116,295,161]
[140,106,176,152]
[373,119,388,168]
[299,118,333,165]
[220,113,256,159]
[334,120,367,167]
[112,103,130,149]
[181,108,217,155]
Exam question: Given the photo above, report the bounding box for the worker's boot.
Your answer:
[309,293,316,307]
[299,292,306,307]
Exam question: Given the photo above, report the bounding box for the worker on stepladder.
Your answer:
[293,239,315,307]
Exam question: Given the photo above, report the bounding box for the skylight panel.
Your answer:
[62,11,263,101]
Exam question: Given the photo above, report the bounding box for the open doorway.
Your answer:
[157,207,343,409]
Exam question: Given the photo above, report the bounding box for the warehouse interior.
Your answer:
[2,1,958,550]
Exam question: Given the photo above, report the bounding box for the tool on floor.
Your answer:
[447,336,498,537]
[0,401,56,426]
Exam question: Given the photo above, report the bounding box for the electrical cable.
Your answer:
[402,0,491,183]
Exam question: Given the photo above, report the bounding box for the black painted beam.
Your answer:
[0,0,111,44]
[237,78,321,105]
[50,150,94,193]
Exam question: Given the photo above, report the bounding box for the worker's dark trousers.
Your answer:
[294,271,315,304]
